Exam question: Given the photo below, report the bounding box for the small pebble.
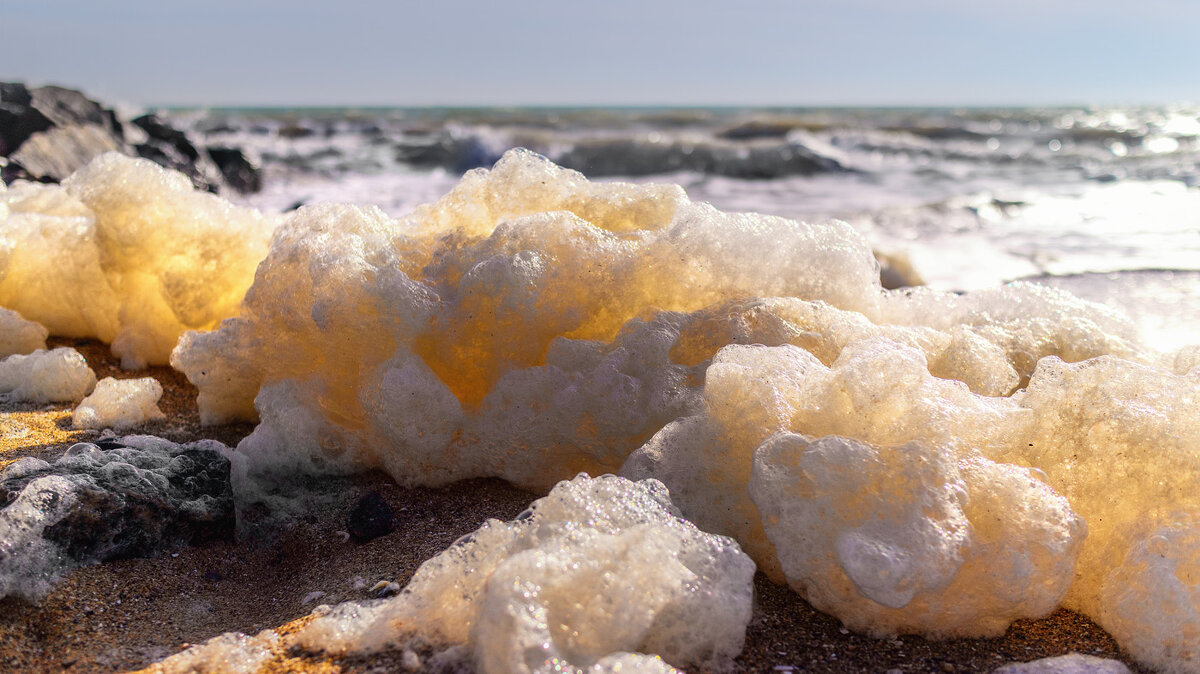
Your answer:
[347,491,396,543]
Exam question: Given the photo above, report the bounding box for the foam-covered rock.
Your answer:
[0,346,95,402]
[0,153,274,367]
[71,376,165,429]
[0,437,234,600]
[0,307,46,357]
[294,474,755,673]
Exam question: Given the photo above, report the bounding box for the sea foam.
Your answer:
[4,149,1198,671]
[0,347,96,403]
[164,149,1200,671]
[153,474,751,674]
[0,154,273,368]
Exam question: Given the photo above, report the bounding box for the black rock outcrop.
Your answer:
[0,82,260,194]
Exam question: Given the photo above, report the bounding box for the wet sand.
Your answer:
[0,341,1147,673]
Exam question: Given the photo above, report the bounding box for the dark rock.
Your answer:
[0,440,235,599]
[29,86,119,134]
[132,114,200,161]
[278,124,314,139]
[206,146,262,194]
[0,84,127,182]
[1,82,258,195]
[347,490,395,543]
[131,114,223,193]
[0,82,52,156]
[9,124,124,182]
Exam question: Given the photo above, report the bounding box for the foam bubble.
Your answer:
[72,376,165,430]
[0,438,233,600]
[0,347,96,403]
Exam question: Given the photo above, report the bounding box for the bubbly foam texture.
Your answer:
[994,653,1132,674]
[750,434,1083,637]
[72,376,165,430]
[151,631,279,674]
[0,307,47,358]
[0,347,96,403]
[152,149,1196,669]
[0,154,273,368]
[295,474,755,673]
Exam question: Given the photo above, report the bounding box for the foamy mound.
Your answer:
[0,307,47,357]
[72,376,165,430]
[152,631,279,674]
[295,474,754,673]
[167,150,1194,669]
[0,347,96,403]
[0,154,273,368]
[750,434,1083,637]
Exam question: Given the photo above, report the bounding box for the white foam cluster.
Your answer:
[295,474,754,673]
[163,150,1195,669]
[0,154,274,368]
[0,347,96,403]
[994,653,1132,673]
[750,434,1082,637]
[150,631,279,674]
[0,307,47,358]
[71,376,165,430]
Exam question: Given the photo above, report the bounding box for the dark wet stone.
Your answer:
[30,86,120,135]
[133,114,200,161]
[347,490,395,543]
[0,82,52,156]
[206,146,262,194]
[131,114,223,193]
[0,84,126,182]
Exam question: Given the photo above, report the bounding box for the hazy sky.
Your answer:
[3,0,1196,107]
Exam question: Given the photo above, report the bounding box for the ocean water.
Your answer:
[165,105,1200,350]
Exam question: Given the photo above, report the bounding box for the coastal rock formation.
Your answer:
[0,82,260,194]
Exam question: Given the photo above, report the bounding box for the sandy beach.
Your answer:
[0,340,1147,673]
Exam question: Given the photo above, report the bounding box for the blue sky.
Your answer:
[3,0,1196,107]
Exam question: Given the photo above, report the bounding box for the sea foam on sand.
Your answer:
[0,347,95,403]
[4,149,1199,672]
[0,154,274,368]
